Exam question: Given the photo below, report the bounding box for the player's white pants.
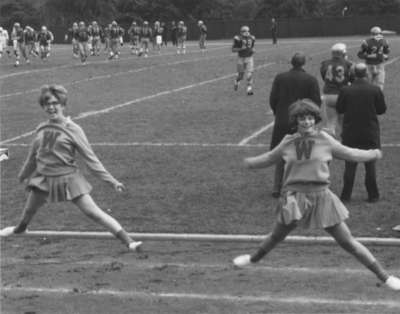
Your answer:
[366,64,385,91]
[321,94,341,136]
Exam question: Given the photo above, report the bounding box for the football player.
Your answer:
[128,21,141,55]
[357,26,390,90]
[232,25,256,95]
[0,26,9,58]
[90,21,103,56]
[320,43,354,136]
[65,22,79,58]
[198,20,207,53]
[108,21,124,60]
[153,21,163,54]
[76,21,90,64]
[11,22,25,66]
[24,26,38,61]
[37,26,54,61]
[176,21,187,54]
[139,21,152,58]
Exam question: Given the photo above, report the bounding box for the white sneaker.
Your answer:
[247,86,254,95]
[392,225,400,232]
[385,276,400,291]
[233,254,252,267]
[0,226,16,237]
[128,241,143,252]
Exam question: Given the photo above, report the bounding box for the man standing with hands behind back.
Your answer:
[269,52,321,197]
[336,63,386,203]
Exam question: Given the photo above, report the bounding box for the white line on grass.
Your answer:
[3,142,400,148]
[238,122,275,146]
[4,258,400,275]
[0,62,275,145]
[2,286,399,308]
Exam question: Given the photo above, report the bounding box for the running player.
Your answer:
[357,26,390,90]
[153,21,163,54]
[11,22,25,66]
[24,26,38,61]
[232,98,400,291]
[0,85,143,252]
[139,21,152,58]
[0,26,9,58]
[37,26,53,61]
[108,21,124,60]
[320,43,354,136]
[128,21,141,55]
[76,21,90,64]
[198,20,207,53]
[232,25,256,95]
[176,21,187,54]
[89,21,103,56]
[65,22,79,58]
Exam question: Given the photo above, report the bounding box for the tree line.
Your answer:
[1,0,399,30]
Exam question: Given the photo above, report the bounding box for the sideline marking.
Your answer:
[3,142,400,148]
[3,258,400,275]
[239,122,274,146]
[2,286,400,308]
[0,62,275,145]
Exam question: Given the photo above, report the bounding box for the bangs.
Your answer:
[289,99,322,126]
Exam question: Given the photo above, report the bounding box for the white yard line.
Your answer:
[3,142,400,148]
[2,286,399,308]
[238,122,275,146]
[4,258,400,275]
[0,62,275,145]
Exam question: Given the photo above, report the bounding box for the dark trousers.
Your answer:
[272,158,285,194]
[340,161,379,201]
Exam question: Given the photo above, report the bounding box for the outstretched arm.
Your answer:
[244,134,299,169]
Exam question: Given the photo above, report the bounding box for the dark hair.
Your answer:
[288,99,322,128]
[38,84,68,107]
[291,52,306,68]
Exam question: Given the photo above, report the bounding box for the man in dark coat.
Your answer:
[336,63,387,202]
[269,52,321,197]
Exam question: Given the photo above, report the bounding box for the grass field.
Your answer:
[1,37,400,313]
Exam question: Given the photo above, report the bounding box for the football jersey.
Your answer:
[90,26,102,37]
[110,26,123,39]
[24,29,36,43]
[320,57,354,94]
[77,28,89,42]
[357,36,390,65]
[37,31,52,45]
[199,24,207,35]
[177,26,187,38]
[232,35,255,58]
[140,26,152,38]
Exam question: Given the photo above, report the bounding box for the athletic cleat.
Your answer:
[233,80,239,91]
[128,241,143,252]
[247,86,254,95]
[385,276,400,291]
[0,226,16,237]
[233,254,252,267]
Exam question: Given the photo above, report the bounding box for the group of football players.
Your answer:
[0,22,54,67]
[64,19,191,63]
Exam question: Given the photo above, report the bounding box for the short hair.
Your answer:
[38,85,68,107]
[354,63,367,78]
[288,99,322,127]
[291,52,306,68]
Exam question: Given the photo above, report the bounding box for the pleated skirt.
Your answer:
[275,189,349,229]
[27,171,92,202]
